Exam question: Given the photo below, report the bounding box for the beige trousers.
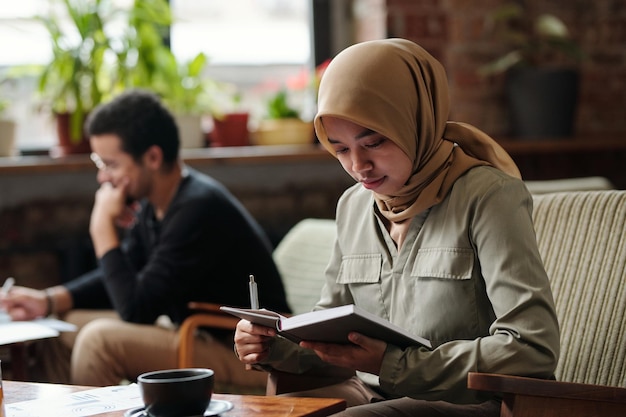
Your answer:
[35,310,267,391]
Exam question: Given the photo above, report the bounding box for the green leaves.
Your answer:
[266,90,300,120]
[35,0,215,142]
[479,3,584,76]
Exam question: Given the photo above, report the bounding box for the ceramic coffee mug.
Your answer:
[138,368,214,417]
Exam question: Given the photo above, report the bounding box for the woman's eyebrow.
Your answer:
[327,128,377,144]
[355,128,377,139]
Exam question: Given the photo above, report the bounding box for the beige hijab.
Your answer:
[314,38,521,223]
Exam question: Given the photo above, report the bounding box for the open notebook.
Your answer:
[221,304,431,349]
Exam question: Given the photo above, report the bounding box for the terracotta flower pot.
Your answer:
[210,112,250,147]
[49,112,91,158]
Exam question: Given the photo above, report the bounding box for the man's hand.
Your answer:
[90,179,131,257]
[91,180,130,225]
[0,286,48,320]
[300,332,387,375]
[233,319,277,364]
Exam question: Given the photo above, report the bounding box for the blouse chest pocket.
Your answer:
[411,248,474,280]
[410,248,480,342]
[337,254,382,284]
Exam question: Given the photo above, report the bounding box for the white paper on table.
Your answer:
[5,383,143,417]
[32,317,78,332]
[0,321,59,345]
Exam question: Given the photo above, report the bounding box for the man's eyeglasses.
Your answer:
[90,153,114,172]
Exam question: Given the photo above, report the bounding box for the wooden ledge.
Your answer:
[2,137,625,175]
[0,144,333,175]
[496,137,626,155]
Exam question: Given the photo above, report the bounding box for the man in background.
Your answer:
[1,89,290,389]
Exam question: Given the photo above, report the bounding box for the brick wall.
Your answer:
[385,0,626,138]
[0,198,94,289]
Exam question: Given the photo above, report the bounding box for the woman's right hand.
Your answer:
[233,319,277,364]
[0,286,48,320]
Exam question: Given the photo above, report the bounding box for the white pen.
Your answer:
[1,277,15,296]
[249,274,259,309]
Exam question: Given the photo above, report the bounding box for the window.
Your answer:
[0,0,315,152]
[171,0,311,65]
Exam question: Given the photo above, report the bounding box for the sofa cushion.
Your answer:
[532,190,626,387]
[273,218,337,315]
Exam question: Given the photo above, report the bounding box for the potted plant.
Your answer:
[480,2,585,138]
[113,0,174,94]
[36,0,117,156]
[169,54,220,149]
[36,0,211,154]
[252,89,314,146]
[115,0,216,149]
[209,85,251,147]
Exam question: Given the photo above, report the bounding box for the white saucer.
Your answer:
[124,399,234,417]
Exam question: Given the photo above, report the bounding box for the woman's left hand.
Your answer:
[300,332,387,375]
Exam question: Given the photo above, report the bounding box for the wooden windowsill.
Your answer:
[0,137,624,176]
[0,144,334,175]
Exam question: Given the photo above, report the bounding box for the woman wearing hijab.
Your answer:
[234,38,560,416]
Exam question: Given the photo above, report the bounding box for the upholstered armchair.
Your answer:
[178,189,626,410]
[469,190,626,416]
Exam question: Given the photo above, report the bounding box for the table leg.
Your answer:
[9,343,28,381]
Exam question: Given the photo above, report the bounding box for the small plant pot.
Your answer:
[506,67,579,138]
[252,119,314,146]
[175,113,205,149]
[50,112,91,157]
[0,119,17,157]
[210,112,250,147]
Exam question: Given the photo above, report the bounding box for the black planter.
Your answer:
[506,67,579,138]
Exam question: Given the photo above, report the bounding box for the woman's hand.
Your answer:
[233,319,277,364]
[300,332,387,375]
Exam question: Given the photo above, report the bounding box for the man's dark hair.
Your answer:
[85,89,180,167]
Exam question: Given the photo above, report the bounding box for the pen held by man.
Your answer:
[0,283,71,321]
[0,277,15,319]
[1,277,14,297]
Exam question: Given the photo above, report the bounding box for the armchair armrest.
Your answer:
[178,302,240,368]
[467,372,626,417]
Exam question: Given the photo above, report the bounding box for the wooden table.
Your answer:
[3,380,346,417]
[0,320,63,381]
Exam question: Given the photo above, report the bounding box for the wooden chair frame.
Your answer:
[177,302,240,369]
[468,372,626,417]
